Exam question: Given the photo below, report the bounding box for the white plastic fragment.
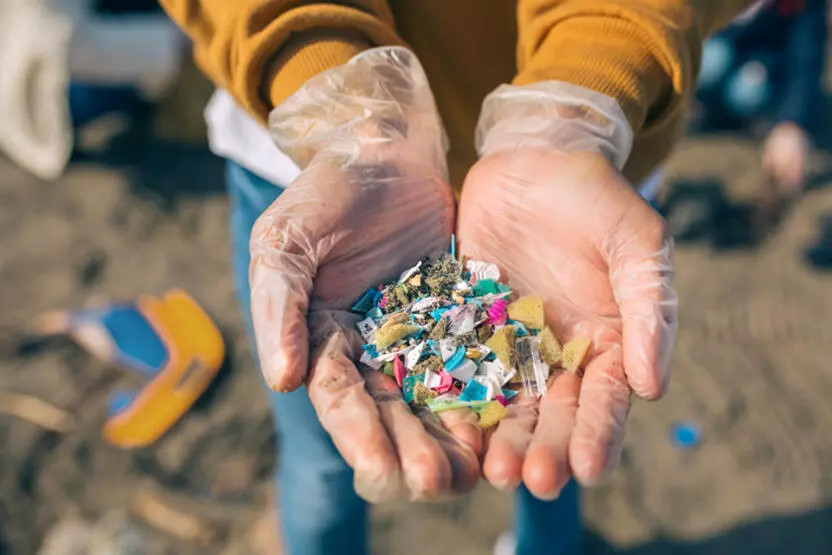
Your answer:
[439,338,457,361]
[480,359,516,387]
[447,305,477,336]
[424,369,442,389]
[404,342,425,370]
[473,375,497,400]
[410,296,442,313]
[359,351,383,370]
[356,317,378,343]
[466,260,500,282]
[397,261,422,283]
[448,359,477,383]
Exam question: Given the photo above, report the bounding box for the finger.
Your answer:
[418,407,482,495]
[482,395,538,491]
[522,371,581,500]
[608,231,678,400]
[250,208,317,392]
[306,328,402,503]
[361,370,454,500]
[437,407,484,458]
[568,346,631,486]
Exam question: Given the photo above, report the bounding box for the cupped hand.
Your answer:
[458,149,677,498]
[248,46,483,503]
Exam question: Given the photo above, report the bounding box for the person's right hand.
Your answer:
[249,47,482,503]
[763,122,809,195]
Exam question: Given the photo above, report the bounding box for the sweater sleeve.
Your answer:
[778,0,827,130]
[515,0,754,181]
[158,0,403,123]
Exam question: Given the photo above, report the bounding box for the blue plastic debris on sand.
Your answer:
[444,346,466,371]
[460,380,488,402]
[670,422,702,450]
[450,233,456,258]
[361,344,379,358]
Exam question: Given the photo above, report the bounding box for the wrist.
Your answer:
[475,81,633,170]
[269,46,446,172]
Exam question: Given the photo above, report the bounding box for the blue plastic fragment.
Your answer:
[444,346,466,371]
[372,289,384,307]
[365,307,383,320]
[351,289,377,314]
[430,307,450,321]
[361,344,379,358]
[402,373,427,403]
[426,340,440,356]
[510,320,529,337]
[485,352,496,362]
[450,233,456,258]
[460,380,488,402]
[501,388,519,401]
[670,422,702,450]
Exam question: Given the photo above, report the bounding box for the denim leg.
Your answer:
[226,161,368,555]
[514,481,581,555]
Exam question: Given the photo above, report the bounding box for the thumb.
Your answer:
[606,217,678,400]
[250,206,318,392]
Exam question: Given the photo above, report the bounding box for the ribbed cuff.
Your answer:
[514,15,673,135]
[267,32,372,112]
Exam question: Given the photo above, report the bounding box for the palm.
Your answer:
[458,149,674,496]
[251,152,482,502]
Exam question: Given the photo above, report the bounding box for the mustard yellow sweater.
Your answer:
[160,0,751,186]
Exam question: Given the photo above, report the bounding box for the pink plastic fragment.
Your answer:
[394,355,406,387]
[379,297,388,309]
[435,371,454,394]
[496,394,507,406]
[487,299,508,325]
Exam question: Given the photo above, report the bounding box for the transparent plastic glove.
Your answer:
[459,82,678,497]
[251,47,480,502]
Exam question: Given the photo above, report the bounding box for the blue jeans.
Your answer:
[226,160,581,555]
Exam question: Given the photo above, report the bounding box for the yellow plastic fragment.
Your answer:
[374,324,420,350]
[562,337,591,373]
[408,274,422,287]
[451,292,465,305]
[465,348,482,360]
[485,325,516,369]
[476,401,507,429]
[507,296,545,329]
[538,326,562,366]
[380,312,408,329]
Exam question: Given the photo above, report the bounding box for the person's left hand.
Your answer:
[458,148,677,499]
[763,122,809,195]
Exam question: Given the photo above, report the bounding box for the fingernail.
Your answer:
[533,486,563,501]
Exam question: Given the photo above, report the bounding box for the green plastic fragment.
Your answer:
[402,373,427,403]
[472,279,499,296]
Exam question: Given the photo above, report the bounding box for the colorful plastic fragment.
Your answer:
[485,325,516,369]
[374,323,421,350]
[507,296,545,329]
[538,326,562,366]
[351,253,591,428]
[562,337,591,374]
[475,401,507,429]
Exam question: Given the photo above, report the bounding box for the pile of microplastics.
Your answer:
[352,253,591,429]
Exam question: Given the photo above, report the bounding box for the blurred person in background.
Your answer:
[159,1,754,554]
[0,0,183,180]
[694,0,828,195]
